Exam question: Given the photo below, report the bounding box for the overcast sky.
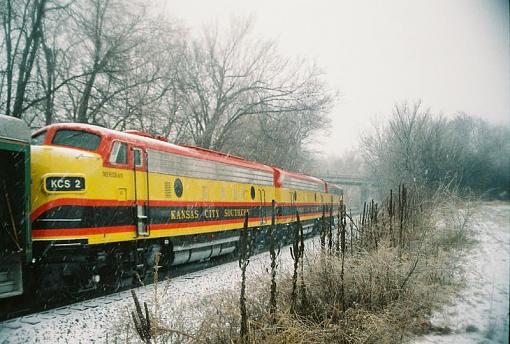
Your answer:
[160,0,509,157]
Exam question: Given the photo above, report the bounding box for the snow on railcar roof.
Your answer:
[0,114,30,143]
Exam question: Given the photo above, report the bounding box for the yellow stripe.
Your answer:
[31,145,342,245]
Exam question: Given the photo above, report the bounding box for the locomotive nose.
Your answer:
[30,145,100,193]
[30,145,101,226]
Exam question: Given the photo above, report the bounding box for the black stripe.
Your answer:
[33,204,327,230]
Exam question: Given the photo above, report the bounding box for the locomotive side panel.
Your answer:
[31,133,279,246]
[274,170,331,226]
[145,148,276,238]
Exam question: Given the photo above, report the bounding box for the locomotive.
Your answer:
[0,115,343,302]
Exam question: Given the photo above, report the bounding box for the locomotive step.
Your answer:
[0,280,15,294]
[0,271,8,282]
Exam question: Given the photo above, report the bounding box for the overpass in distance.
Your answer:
[317,174,376,211]
[317,174,374,186]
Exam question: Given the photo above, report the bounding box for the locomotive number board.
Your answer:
[45,176,85,192]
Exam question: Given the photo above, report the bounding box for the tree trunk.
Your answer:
[12,0,47,118]
[77,70,98,123]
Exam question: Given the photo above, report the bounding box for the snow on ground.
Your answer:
[0,238,298,343]
[1,202,508,344]
[414,202,510,344]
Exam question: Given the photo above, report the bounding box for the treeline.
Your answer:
[362,101,510,199]
[0,0,334,170]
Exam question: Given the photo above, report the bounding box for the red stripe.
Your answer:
[32,225,134,238]
[31,198,132,221]
[32,212,324,239]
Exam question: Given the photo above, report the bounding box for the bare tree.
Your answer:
[174,17,334,151]
[362,101,432,191]
[32,1,65,126]
[220,108,328,171]
[0,0,48,118]
[362,101,510,199]
[54,0,159,125]
[102,18,187,136]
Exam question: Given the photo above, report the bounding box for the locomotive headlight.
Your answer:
[43,174,86,193]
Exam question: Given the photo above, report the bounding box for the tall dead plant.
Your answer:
[268,200,280,320]
[239,212,254,343]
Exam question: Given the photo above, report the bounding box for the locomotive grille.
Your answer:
[164,181,172,198]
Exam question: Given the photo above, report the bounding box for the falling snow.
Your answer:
[0,202,508,343]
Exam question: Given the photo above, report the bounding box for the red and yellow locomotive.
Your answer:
[26,123,343,295]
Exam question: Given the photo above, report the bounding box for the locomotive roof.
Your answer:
[274,167,326,185]
[326,182,344,194]
[0,114,30,143]
[33,123,274,173]
[327,183,343,191]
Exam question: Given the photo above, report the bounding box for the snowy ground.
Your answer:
[0,239,297,343]
[0,202,508,344]
[414,202,509,344]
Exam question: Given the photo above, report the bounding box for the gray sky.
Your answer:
[162,0,509,157]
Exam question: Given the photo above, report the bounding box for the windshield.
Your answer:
[52,129,101,151]
[31,131,47,145]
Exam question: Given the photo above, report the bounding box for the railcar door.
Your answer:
[258,189,266,225]
[289,191,296,222]
[132,147,150,236]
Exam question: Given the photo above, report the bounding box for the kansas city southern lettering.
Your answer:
[204,209,220,219]
[170,209,200,220]
[168,208,251,222]
[224,208,250,217]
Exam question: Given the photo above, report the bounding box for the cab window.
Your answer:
[52,129,101,151]
[109,141,128,165]
[31,131,47,145]
[133,148,143,167]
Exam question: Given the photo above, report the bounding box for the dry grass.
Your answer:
[168,249,464,343]
[117,188,473,344]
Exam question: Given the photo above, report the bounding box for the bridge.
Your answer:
[318,174,374,186]
[318,174,376,209]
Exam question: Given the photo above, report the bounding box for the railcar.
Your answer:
[274,168,329,232]
[0,115,31,299]
[1,121,343,300]
[326,183,344,208]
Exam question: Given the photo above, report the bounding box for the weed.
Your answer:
[113,186,472,343]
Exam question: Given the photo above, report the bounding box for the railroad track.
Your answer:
[0,255,228,323]
[1,213,359,327]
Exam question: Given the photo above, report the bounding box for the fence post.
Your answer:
[239,213,253,343]
[320,206,326,250]
[269,200,279,319]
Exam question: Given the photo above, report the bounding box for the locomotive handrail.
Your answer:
[132,147,140,236]
[144,148,151,235]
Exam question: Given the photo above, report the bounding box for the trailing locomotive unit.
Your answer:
[0,115,31,300]
[26,123,343,296]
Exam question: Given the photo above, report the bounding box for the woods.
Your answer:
[2,1,507,182]
[361,101,510,200]
[0,0,334,171]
